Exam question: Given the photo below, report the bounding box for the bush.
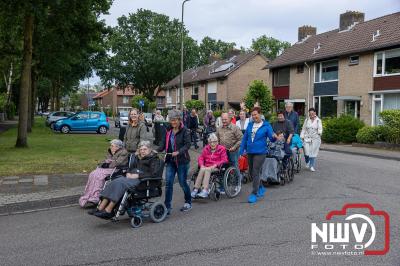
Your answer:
[322,115,364,143]
[244,80,273,115]
[213,110,223,118]
[383,127,400,144]
[185,100,205,111]
[356,126,378,144]
[380,110,400,129]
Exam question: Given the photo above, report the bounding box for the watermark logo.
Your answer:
[311,203,390,256]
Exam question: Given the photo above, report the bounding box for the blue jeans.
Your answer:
[227,150,242,179]
[165,162,191,209]
[304,155,316,167]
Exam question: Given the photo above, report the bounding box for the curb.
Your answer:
[0,194,80,216]
[320,148,400,161]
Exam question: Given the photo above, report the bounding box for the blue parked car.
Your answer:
[53,111,110,134]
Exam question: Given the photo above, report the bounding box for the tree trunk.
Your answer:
[27,76,32,132]
[50,84,55,111]
[16,13,34,148]
[55,82,60,111]
[31,71,37,127]
[6,62,13,105]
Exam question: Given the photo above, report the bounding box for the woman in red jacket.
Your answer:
[191,133,228,198]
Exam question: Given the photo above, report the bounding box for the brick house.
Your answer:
[93,86,140,115]
[266,11,400,125]
[163,52,270,110]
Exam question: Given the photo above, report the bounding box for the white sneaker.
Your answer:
[191,189,198,198]
[197,190,209,198]
[306,162,310,169]
[310,167,315,172]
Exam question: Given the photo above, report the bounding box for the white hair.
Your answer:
[208,133,218,143]
[138,140,152,149]
[285,102,294,107]
[110,139,124,148]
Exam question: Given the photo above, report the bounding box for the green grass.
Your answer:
[0,117,110,176]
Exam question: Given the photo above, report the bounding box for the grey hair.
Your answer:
[208,133,218,143]
[138,140,152,149]
[285,102,294,107]
[110,139,124,148]
[168,109,182,120]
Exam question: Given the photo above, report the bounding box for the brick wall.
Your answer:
[223,55,269,108]
[288,64,315,110]
[338,52,374,125]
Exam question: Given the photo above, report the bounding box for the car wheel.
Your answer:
[61,125,70,134]
[98,126,107,134]
[50,122,55,129]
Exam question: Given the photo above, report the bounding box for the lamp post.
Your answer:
[179,0,190,110]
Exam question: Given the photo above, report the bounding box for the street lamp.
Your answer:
[179,0,191,110]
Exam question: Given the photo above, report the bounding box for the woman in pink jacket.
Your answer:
[191,133,228,198]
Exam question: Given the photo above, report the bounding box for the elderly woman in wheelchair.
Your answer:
[92,141,164,223]
[191,133,241,200]
[79,139,128,208]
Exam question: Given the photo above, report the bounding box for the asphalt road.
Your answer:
[0,151,399,266]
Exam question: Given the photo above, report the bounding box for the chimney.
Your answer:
[298,25,317,42]
[340,11,364,31]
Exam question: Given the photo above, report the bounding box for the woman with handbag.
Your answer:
[300,108,323,172]
[79,139,128,208]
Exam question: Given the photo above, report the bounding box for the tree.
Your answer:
[244,80,273,115]
[96,9,199,100]
[197,37,237,65]
[0,0,112,147]
[16,10,34,147]
[251,35,291,60]
[131,95,153,112]
[185,99,205,111]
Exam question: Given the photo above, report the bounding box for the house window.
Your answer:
[344,101,360,118]
[296,64,304,73]
[315,60,338,82]
[349,55,359,65]
[313,96,337,118]
[177,88,181,103]
[374,48,400,76]
[273,68,290,86]
[122,96,129,104]
[192,85,199,100]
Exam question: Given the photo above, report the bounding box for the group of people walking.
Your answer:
[79,102,323,217]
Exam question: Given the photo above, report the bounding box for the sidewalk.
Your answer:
[0,119,18,133]
[320,143,400,161]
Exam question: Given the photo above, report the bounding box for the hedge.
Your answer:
[322,115,364,143]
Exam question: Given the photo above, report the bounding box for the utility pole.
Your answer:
[179,0,191,110]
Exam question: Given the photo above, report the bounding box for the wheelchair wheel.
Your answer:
[150,202,167,223]
[130,216,143,228]
[295,152,302,173]
[288,158,295,182]
[209,183,220,201]
[223,166,241,198]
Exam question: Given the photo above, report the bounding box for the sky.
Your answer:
[84,0,400,85]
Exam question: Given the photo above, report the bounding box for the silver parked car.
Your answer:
[45,111,75,128]
[115,111,129,128]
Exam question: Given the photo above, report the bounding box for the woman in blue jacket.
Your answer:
[240,107,275,203]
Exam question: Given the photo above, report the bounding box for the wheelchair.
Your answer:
[102,156,167,228]
[262,143,295,186]
[190,163,241,201]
